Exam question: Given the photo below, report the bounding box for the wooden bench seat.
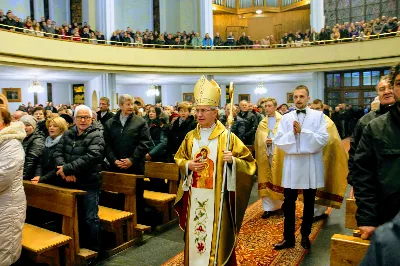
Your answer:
[330,198,370,266]
[98,206,134,223]
[144,162,180,227]
[330,234,370,266]
[100,171,151,256]
[144,190,176,204]
[23,180,90,266]
[22,223,72,266]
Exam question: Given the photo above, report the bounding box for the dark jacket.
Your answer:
[35,136,65,186]
[347,104,391,185]
[353,105,400,227]
[167,115,197,158]
[53,124,105,190]
[96,110,115,126]
[22,129,45,179]
[219,115,246,142]
[237,111,258,145]
[36,120,49,137]
[360,211,400,266]
[103,111,153,174]
[147,119,168,162]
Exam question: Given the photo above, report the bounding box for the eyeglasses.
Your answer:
[195,109,214,114]
[76,116,91,121]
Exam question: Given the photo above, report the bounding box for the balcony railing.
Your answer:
[1,23,400,50]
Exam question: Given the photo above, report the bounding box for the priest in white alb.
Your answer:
[174,76,256,266]
[273,85,328,250]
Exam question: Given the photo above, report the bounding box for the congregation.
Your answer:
[1,8,399,48]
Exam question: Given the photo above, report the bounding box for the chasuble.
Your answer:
[174,121,256,266]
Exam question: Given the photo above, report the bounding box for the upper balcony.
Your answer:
[1,29,399,74]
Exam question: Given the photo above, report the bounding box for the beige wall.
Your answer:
[214,9,311,41]
[0,30,399,74]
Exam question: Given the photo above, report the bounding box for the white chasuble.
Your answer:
[181,125,236,266]
[274,108,328,189]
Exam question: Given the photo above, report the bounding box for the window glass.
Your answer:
[352,72,360,87]
[327,74,333,87]
[371,71,380,85]
[334,74,341,87]
[363,71,371,86]
[344,73,352,86]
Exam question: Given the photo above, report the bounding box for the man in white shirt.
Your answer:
[273,85,329,250]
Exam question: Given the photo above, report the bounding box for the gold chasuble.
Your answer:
[268,115,348,208]
[174,121,256,266]
[255,111,283,199]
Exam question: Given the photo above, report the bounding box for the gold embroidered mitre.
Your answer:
[194,75,221,106]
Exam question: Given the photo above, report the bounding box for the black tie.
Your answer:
[296,109,306,114]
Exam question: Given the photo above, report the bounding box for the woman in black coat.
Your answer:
[167,102,197,161]
[20,115,45,180]
[31,117,68,185]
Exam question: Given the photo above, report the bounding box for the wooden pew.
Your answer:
[100,171,151,256]
[330,198,370,266]
[144,161,180,230]
[23,180,94,266]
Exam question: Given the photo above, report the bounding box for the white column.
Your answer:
[33,0,44,20]
[311,72,325,101]
[200,0,213,39]
[96,0,115,41]
[100,73,117,109]
[65,0,71,24]
[310,0,325,31]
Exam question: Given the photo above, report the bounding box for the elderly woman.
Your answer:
[32,117,68,185]
[0,108,26,265]
[20,115,45,180]
[167,102,197,160]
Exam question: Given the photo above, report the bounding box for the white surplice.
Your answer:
[274,108,328,189]
[181,124,236,266]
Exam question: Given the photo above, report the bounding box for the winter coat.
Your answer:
[0,122,26,265]
[219,115,247,143]
[22,129,45,180]
[167,115,197,158]
[53,124,105,190]
[353,105,400,227]
[97,110,115,126]
[237,111,258,145]
[347,104,391,186]
[103,111,153,174]
[35,135,66,186]
[147,119,168,162]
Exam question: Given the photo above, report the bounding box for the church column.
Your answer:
[33,0,45,20]
[310,0,325,31]
[82,0,96,28]
[311,72,325,101]
[199,0,213,39]
[100,73,117,109]
[95,0,115,41]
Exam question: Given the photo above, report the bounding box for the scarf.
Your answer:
[45,134,63,148]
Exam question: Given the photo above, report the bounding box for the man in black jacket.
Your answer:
[348,76,394,187]
[237,100,258,145]
[53,105,105,252]
[353,63,400,240]
[97,97,115,126]
[219,103,246,142]
[103,94,153,222]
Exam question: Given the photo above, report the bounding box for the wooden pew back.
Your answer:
[24,181,86,217]
[145,161,179,194]
[345,198,358,230]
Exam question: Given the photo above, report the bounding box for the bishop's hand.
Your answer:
[188,157,205,172]
[223,150,233,164]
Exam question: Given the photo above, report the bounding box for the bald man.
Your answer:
[12,110,25,121]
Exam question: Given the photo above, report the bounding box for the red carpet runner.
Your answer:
[163,139,348,265]
[162,200,330,266]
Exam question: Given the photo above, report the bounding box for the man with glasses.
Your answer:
[53,105,105,252]
[353,63,400,240]
[174,76,256,265]
[348,76,394,194]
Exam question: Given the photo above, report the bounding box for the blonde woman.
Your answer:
[35,24,44,37]
[32,117,68,185]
